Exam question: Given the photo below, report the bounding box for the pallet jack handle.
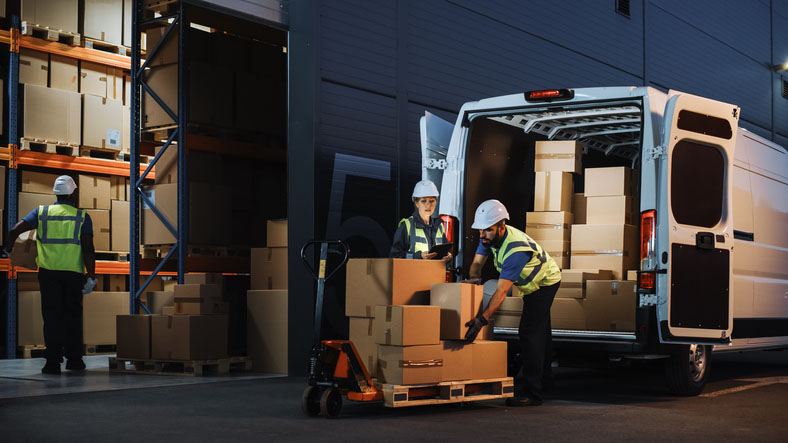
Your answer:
[300,240,349,346]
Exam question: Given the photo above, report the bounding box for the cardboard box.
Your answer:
[571,224,638,279]
[122,0,132,47]
[153,145,222,185]
[11,230,38,269]
[557,269,615,299]
[441,341,473,381]
[525,212,573,242]
[541,240,570,269]
[573,193,587,224]
[535,140,582,173]
[83,292,128,345]
[50,54,78,92]
[18,291,43,345]
[84,0,123,46]
[175,298,228,315]
[142,182,231,245]
[184,273,224,290]
[81,61,114,98]
[346,259,446,318]
[19,48,48,86]
[116,315,151,359]
[142,291,174,314]
[627,270,638,281]
[17,273,40,291]
[491,296,523,328]
[22,0,79,34]
[551,298,586,330]
[151,314,228,360]
[349,317,377,375]
[18,192,53,218]
[105,274,126,292]
[78,175,111,209]
[143,64,177,127]
[21,170,57,194]
[87,209,111,251]
[584,167,633,197]
[247,290,288,373]
[174,283,222,303]
[534,172,573,212]
[0,166,5,210]
[585,281,637,332]
[587,196,635,225]
[22,84,81,145]
[145,27,178,67]
[251,247,288,290]
[267,219,287,247]
[377,344,443,385]
[139,275,164,292]
[373,305,440,346]
[161,306,175,316]
[111,200,129,252]
[122,105,130,151]
[110,176,126,201]
[83,95,123,150]
[470,340,507,379]
[430,283,478,340]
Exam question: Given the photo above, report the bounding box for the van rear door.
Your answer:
[420,111,454,193]
[658,91,739,344]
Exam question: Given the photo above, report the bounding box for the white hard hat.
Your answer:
[471,199,510,229]
[412,180,439,198]
[53,175,77,195]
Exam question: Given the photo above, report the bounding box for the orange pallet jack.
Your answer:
[300,241,383,418]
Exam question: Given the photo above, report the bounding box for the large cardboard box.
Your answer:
[373,305,440,346]
[430,283,478,340]
[110,176,126,201]
[83,292,128,345]
[143,291,174,315]
[491,296,523,328]
[83,95,123,150]
[377,344,443,385]
[573,193,587,224]
[11,230,38,269]
[585,281,636,332]
[346,259,446,318]
[470,341,507,379]
[18,291,43,345]
[541,240,570,269]
[535,140,581,173]
[122,0,132,47]
[143,63,177,127]
[151,314,228,360]
[19,49,48,86]
[21,170,57,194]
[50,54,79,92]
[173,283,225,315]
[80,61,118,98]
[19,192,53,219]
[104,274,126,292]
[534,172,573,212]
[145,26,178,67]
[22,84,81,145]
[584,167,633,197]
[17,273,40,291]
[87,209,110,251]
[251,247,288,290]
[349,317,377,375]
[84,0,123,46]
[587,196,635,225]
[441,341,473,381]
[152,145,223,185]
[525,211,572,242]
[111,200,130,252]
[79,174,111,209]
[247,290,288,373]
[142,182,231,245]
[21,0,79,35]
[122,105,130,151]
[557,269,615,299]
[571,224,638,279]
[551,298,586,330]
[0,166,5,210]
[267,219,288,247]
[116,315,151,359]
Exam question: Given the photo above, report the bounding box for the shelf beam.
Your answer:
[0,30,131,70]
[13,149,154,179]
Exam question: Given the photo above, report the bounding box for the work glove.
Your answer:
[82,277,97,295]
[459,278,481,285]
[464,313,489,343]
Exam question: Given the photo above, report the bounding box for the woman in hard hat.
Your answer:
[389,180,453,262]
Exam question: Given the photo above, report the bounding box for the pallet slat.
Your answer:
[108,356,252,376]
[381,377,514,408]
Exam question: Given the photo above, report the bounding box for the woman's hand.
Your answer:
[442,252,453,263]
[422,252,438,260]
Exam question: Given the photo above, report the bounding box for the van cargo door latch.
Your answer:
[648,145,666,159]
[696,232,715,250]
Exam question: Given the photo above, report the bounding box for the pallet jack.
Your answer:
[300,240,383,418]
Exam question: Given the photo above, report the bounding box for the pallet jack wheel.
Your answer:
[301,386,322,417]
[319,387,342,418]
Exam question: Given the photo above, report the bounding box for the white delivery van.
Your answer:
[421,87,788,395]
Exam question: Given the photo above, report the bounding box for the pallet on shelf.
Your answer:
[21,138,79,156]
[95,251,130,262]
[83,38,130,56]
[108,355,252,376]
[79,146,124,161]
[21,22,81,46]
[142,244,250,259]
[85,344,117,355]
[380,377,514,408]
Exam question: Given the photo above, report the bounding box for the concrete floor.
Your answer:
[1,350,787,442]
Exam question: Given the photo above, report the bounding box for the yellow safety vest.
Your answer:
[491,226,561,296]
[36,204,85,273]
[399,216,445,259]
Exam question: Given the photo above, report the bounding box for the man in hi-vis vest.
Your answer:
[464,199,561,407]
[5,175,97,375]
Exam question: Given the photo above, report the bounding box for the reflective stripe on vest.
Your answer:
[400,216,445,259]
[492,226,561,295]
[36,204,85,273]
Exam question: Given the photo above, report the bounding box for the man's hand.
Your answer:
[422,252,438,260]
[464,313,489,343]
[460,278,481,285]
[441,252,453,263]
[82,276,97,295]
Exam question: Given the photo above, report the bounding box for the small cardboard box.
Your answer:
[627,270,638,281]
[79,175,111,210]
[19,49,48,87]
[251,247,288,290]
[83,95,123,150]
[525,212,573,242]
[267,219,288,247]
[540,240,570,269]
[50,54,79,92]
[584,167,633,197]
[21,170,58,194]
[441,341,473,381]
[346,259,446,318]
[247,290,288,373]
[573,193,587,224]
[587,196,635,225]
[470,340,507,379]
[143,291,174,315]
[18,291,44,346]
[430,283,478,340]
[535,140,582,173]
[557,269,615,299]
[551,298,586,330]
[161,306,176,316]
[349,317,377,375]
[571,224,638,279]
[152,314,228,360]
[174,283,222,301]
[19,192,53,218]
[111,200,130,252]
[116,315,151,360]
[374,305,440,346]
[184,273,224,291]
[87,209,111,251]
[534,172,573,212]
[492,296,523,328]
[83,292,128,345]
[11,230,38,270]
[22,84,81,146]
[585,281,637,332]
[84,0,123,46]
[377,344,443,385]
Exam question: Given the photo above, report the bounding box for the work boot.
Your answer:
[65,359,86,372]
[505,396,543,407]
[41,361,62,375]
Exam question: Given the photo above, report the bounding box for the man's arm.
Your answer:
[468,254,487,279]
[3,220,34,252]
[81,234,96,278]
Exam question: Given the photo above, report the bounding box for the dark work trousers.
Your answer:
[518,281,560,401]
[37,268,84,363]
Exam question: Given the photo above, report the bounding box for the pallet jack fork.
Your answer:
[300,240,383,418]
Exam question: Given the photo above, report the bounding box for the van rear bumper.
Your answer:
[493,326,651,355]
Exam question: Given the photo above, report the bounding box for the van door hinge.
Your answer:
[648,145,666,159]
[639,293,658,307]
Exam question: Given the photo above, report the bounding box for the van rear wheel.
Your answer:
[664,344,711,396]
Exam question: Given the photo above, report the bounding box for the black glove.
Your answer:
[464,313,489,343]
[460,278,481,285]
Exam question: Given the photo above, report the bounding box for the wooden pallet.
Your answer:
[108,356,253,376]
[19,345,46,359]
[381,377,514,408]
[142,244,250,259]
[21,21,81,46]
[85,344,116,355]
[117,151,152,164]
[21,138,79,156]
[83,37,130,56]
[95,250,129,262]
[80,146,125,160]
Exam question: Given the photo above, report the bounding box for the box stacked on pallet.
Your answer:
[21,0,80,43]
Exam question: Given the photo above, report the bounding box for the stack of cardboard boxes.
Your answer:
[21,0,133,48]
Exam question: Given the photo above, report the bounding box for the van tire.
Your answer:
[664,344,711,396]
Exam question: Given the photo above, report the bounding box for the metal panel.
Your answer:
[194,0,288,26]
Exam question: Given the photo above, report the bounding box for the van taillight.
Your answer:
[638,271,656,293]
[639,210,657,293]
[440,215,456,243]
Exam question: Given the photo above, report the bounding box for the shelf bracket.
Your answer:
[9,27,20,53]
[8,144,18,169]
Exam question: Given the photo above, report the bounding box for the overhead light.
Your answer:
[768,61,788,72]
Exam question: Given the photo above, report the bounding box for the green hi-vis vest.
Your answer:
[399,216,445,259]
[491,226,561,296]
[36,204,85,273]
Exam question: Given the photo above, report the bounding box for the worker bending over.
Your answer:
[390,180,452,263]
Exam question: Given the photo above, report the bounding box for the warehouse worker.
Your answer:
[464,199,561,407]
[3,176,97,375]
[389,180,453,262]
